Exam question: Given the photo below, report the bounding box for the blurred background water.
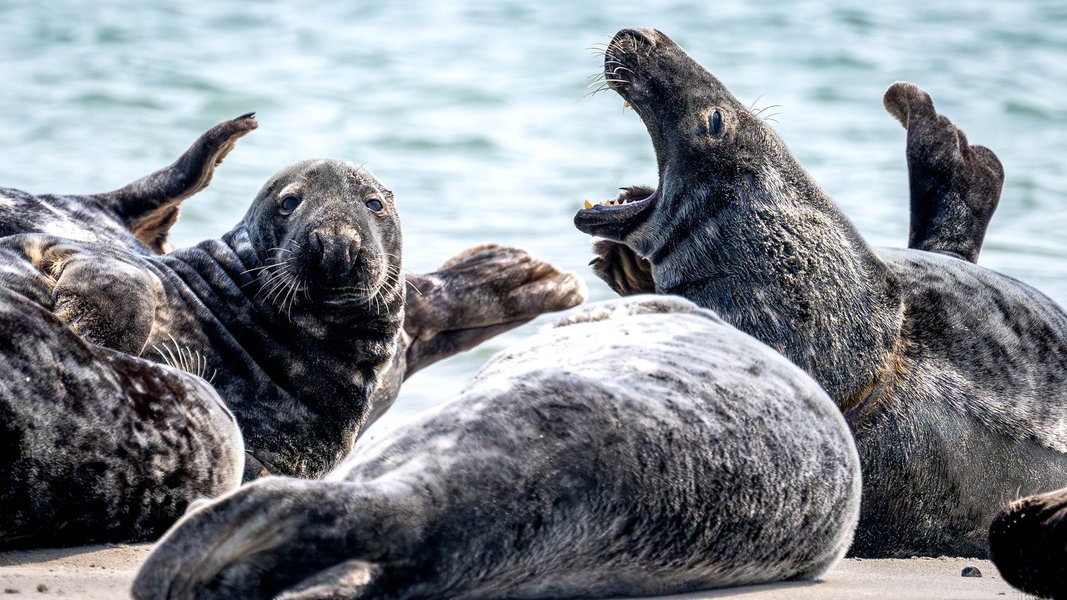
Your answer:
[2,0,1066,434]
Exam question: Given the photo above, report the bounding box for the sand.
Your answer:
[0,545,1036,599]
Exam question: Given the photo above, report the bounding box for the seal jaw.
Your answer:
[573,186,657,241]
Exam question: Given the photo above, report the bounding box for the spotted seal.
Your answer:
[574,28,1067,558]
[131,295,861,600]
[989,484,1067,599]
[1,118,586,482]
[0,113,258,255]
[0,239,243,549]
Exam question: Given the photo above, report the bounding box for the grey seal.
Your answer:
[574,28,1067,558]
[0,116,586,478]
[12,158,408,481]
[0,238,243,549]
[0,113,258,255]
[988,485,1067,599]
[131,296,861,600]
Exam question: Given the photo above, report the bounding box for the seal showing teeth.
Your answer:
[575,27,1067,559]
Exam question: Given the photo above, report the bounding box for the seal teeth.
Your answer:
[624,101,633,110]
[584,199,593,209]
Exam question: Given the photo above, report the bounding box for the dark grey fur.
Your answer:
[3,159,406,481]
[0,117,586,480]
[0,113,257,255]
[574,28,1067,558]
[132,296,861,600]
[989,484,1067,599]
[0,239,243,549]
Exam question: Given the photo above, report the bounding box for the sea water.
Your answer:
[2,0,1066,432]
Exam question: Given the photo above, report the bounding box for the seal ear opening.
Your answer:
[275,560,382,600]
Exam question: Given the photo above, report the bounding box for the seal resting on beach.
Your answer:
[989,485,1067,599]
[1,117,586,479]
[0,242,243,548]
[574,28,1067,558]
[132,296,861,600]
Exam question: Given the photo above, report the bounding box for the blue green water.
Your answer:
[3,0,1067,430]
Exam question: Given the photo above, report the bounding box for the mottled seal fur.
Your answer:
[988,485,1067,599]
[132,296,861,600]
[1,118,586,484]
[0,240,243,548]
[574,28,1067,558]
[0,113,257,255]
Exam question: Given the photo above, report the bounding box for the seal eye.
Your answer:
[279,194,302,215]
[364,198,384,213]
[708,109,725,138]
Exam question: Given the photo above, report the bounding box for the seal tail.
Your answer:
[90,113,258,254]
[883,81,1004,263]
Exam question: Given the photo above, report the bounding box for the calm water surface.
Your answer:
[2,0,1066,432]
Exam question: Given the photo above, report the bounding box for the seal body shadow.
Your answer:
[132,296,861,600]
[574,28,1067,558]
[0,242,243,548]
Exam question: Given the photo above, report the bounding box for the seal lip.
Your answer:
[573,187,657,239]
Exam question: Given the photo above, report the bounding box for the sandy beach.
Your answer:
[0,545,1035,599]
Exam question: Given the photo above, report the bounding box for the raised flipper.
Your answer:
[884,82,1004,263]
[402,243,587,376]
[989,485,1067,599]
[586,185,656,295]
[89,113,258,253]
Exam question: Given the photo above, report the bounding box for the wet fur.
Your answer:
[133,297,861,600]
[575,28,1067,557]
[989,484,1067,599]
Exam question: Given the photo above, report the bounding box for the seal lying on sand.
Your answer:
[3,159,408,482]
[132,296,861,600]
[0,113,258,255]
[1,117,586,478]
[989,485,1067,599]
[0,242,243,549]
[574,28,1067,558]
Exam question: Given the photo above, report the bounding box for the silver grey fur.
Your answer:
[132,296,861,600]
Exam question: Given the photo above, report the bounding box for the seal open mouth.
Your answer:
[574,28,663,242]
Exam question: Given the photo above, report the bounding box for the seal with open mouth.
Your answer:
[132,296,861,600]
[575,28,1067,558]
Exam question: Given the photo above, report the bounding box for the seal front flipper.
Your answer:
[22,237,161,355]
[402,243,587,376]
[883,82,1004,263]
[584,185,657,296]
[989,485,1067,599]
[90,113,258,253]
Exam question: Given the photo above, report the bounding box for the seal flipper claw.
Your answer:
[589,238,655,296]
[884,82,1004,263]
[91,113,258,253]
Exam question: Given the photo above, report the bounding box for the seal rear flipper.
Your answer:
[883,82,1004,263]
[91,113,258,253]
[402,243,587,376]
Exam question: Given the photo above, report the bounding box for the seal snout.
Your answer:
[308,225,362,281]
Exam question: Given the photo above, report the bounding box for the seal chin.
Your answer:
[574,185,657,241]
